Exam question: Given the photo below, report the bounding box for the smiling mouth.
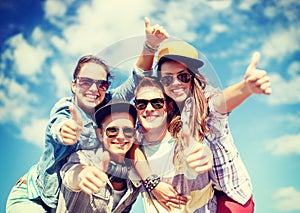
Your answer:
[143,115,159,120]
[171,87,186,93]
[85,94,100,101]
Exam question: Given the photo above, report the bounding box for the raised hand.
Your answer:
[77,151,110,195]
[60,104,83,145]
[144,16,169,48]
[186,143,213,174]
[244,52,272,95]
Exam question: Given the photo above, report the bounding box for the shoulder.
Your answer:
[50,96,73,115]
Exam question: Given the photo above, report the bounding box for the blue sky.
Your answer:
[1,0,300,212]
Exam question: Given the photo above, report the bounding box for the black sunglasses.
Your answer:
[75,77,111,91]
[134,98,165,110]
[160,72,191,87]
[105,127,136,139]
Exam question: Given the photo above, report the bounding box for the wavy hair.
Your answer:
[157,58,210,142]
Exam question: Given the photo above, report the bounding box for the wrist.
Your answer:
[144,41,159,53]
[143,174,161,192]
[242,79,253,96]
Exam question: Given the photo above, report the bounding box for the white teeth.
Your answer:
[144,115,157,121]
[86,94,97,99]
[172,88,184,93]
[112,142,129,145]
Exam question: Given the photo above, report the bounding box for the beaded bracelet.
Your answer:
[144,41,159,53]
[143,174,161,192]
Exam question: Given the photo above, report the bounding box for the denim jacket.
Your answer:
[27,67,146,208]
[56,147,141,213]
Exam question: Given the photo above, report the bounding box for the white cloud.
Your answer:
[264,6,277,19]
[44,0,68,19]
[287,61,300,77]
[6,34,51,80]
[205,24,228,43]
[51,0,155,56]
[266,133,300,155]
[261,26,300,63]
[273,187,300,211]
[238,0,258,10]
[207,0,232,10]
[0,78,38,124]
[267,71,300,105]
[51,63,72,97]
[20,118,49,147]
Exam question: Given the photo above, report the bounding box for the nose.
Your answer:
[89,82,98,91]
[172,76,182,85]
[144,102,155,111]
[115,129,126,140]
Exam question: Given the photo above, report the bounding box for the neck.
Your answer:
[111,155,125,164]
[143,126,169,144]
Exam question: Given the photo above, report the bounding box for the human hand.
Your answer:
[77,151,110,194]
[60,104,83,145]
[151,181,187,210]
[244,52,272,95]
[186,143,212,174]
[144,16,169,48]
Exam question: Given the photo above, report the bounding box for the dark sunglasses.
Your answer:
[134,98,165,110]
[75,77,111,91]
[105,127,136,139]
[160,72,191,87]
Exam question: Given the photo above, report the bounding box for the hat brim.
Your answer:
[95,102,137,127]
[159,54,204,69]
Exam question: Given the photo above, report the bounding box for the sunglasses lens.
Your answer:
[106,127,118,138]
[78,78,93,88]
[135,100,148,110]
[150,99,164,109]
[160,76,173,87]
[105,127,135,138]
[96,80,110,91]
[177,73,191,83]
[77,77,110,90]
[135,99,164,110]
[123,127,135,138]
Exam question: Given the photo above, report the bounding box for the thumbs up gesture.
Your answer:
[60,104,83,145]
[186,143,213,174]
[77,151,110,195]
[244,52,272,95]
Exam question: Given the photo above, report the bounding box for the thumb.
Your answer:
[69,104,83,127]
[101,151,110,173]
[247,51,260,72]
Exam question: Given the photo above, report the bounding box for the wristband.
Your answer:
[144,41,159,53]
[143,174,161,192]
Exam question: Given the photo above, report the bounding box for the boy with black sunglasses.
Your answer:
[133,77,216,212]
[56,99,141,213]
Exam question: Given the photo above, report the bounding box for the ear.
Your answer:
[96,128,104,142]
[71,80,76,94]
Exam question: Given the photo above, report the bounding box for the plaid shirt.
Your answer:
[204,86,253,205]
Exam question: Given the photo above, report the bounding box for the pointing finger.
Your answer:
[144,16,151,29]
